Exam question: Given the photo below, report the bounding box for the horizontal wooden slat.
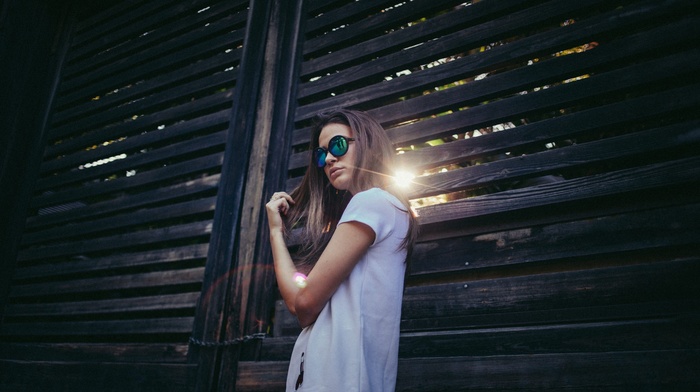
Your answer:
[255,315,700,361]
[401,258,700,328]
[71,0,144,39]
[13,244,208,281]
[42,110,229,175]
[408,117,699,198]
[294,0,692,125]
[298,0,605,102]
[303,0,467,52]
[55,51,239,126]
[303,0,390,39]
[18,219,211,261]
[22,197,216,246]
[399,318,700,358]
[65,1,247,81]
[25,175,219,230]
[4,292,200,317]
[235,350,700,391]
[415,156,699,229]
[394,82,699,172]
[381,15,699,138]
[411,203,700,275]
[53,68,237,142]
[0,360,196,392]
[0,342,189,363]
[69,0,179,52]
[58,31,243,106]
[9,268,205,298]
[0,317,195,336]
[45,89,233,157]
[300,0,544,78]
[36,130,226,191]
[30,153,224,210]
[395,350,700,391]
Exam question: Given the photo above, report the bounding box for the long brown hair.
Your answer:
[284,109,418,270]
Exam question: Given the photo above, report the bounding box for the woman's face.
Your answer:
[318,123,356,191]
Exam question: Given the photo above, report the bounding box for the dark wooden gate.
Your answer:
[1,0,699,391]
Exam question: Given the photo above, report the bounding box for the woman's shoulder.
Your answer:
[352,187,404,209]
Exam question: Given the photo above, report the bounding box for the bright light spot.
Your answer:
[293,272,307,288]
[394,170,415,188]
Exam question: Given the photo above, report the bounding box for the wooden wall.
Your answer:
[238,0,700,390]
[1,0,698,391]
[0,0,259,390]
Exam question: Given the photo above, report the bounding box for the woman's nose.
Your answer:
[325,152,337,166]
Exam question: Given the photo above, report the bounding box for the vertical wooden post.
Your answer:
[188,0,272,391]
[216,0,306,390]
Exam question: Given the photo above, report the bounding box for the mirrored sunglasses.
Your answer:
[314,135,355,168]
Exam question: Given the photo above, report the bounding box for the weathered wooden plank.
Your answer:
[396,350,700,391]
[69,0,180,51]
[376,15,700,135]
[53,68,237,142]
[399,318,700,358]
[300,0,536,79]
[256,316,700,361]
[9,268,204,298]
[289,31,700,170]
[0,342,189,363]
[304,0,350,16]
[55,51,239,126]
[42,110,229,174]
[44,89,233,157]
[36,131,226,192]
[13,244,208,280]
[235,350,700,391]
[26,173,218,230]
[58,31,243,115]
[71,0,144,39]
[303,0,476,57]
[0,360,196,392]
[66,1,247,82]
[296,35,699,152]
[235,360,288,391]
[411,203,700,275]
[298,0,605,101]
[0,317,195,336]
[394,82,700,171]
[304,0,389,40]
[389,52,698,149]
[4,292,200,318]
[407,117,699,198]
[401,258,700,325]
[415,156,699,228]
[30,153,223,210]
[294,0,693,125]
[22,197,215,246]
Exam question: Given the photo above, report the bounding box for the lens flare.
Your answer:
[393,170,415,188]
[293,272,308,288]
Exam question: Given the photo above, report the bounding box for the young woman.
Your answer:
[265,109,417,391]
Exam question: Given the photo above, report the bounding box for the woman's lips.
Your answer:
[329,167,342,180]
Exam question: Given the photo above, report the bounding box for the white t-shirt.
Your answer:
[286,187,410,392]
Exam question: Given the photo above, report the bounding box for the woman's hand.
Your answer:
[265,192,294,233]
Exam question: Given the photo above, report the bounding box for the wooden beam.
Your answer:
[187,1,273,391]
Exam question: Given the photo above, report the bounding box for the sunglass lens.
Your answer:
[328,136,348,157]
[314,147,327,167]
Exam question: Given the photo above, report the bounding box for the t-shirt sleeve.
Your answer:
[338,188,396,245]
